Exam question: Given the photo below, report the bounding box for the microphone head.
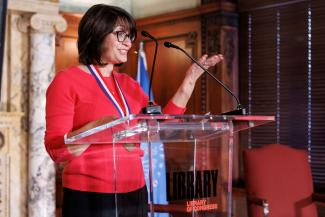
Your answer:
[164,41,172,48]
[141,30,149,37]
[164,41,180,50]
[141,30,157,41]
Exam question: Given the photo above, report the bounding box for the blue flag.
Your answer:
[137,42,169,217]
[137,42,153,101]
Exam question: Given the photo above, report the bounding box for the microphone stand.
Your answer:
[139,31,161,217]
[141,31,162,114]
[148,37,157,105]
[164,42,246,115]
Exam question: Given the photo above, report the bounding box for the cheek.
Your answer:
[101,37,116,54]
[101,46,116,59]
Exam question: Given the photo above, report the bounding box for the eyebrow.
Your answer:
[115,25,124,29]
[114,22,130,31]
[114,28,131,35]
[113,26,123,30]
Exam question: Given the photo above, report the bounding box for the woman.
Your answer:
[45,4,223,217]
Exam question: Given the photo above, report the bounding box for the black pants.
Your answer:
[62,186,148,217]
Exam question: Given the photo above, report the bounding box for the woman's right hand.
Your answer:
[66,116,117,156]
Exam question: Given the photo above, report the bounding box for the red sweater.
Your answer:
[45,67,185,193]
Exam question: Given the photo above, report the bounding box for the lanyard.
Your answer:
[87,64,130,118]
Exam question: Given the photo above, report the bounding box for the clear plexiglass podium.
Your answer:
[65,114,274,217]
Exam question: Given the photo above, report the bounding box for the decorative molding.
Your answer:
[200,13,208,114]
[16,14,30,33]
[8,0,59,15]
[201,8,238,112]
[0,112,24,125]
[136,2,236,27]
[0,155,10,217]
[16,13,67,33]
[0,111,25,217]
[222,27,236,78]
[30,13,67,33]
[185,32,197,57]
[207,28,220,55]
[0,131,4,150]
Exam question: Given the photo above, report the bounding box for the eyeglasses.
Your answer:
[113,31,135,43]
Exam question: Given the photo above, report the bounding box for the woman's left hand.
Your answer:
[186,54,224,83]
[171,54,223,108]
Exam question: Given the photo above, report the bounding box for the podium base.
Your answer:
[141,105,162,114]
[221,108,247,115]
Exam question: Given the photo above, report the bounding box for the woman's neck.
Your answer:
[96,64,114,77]
[78,64,114,77]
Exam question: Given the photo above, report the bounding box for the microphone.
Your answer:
[140,31,162,114]
[164,41,246,115]
[141,30,156,41]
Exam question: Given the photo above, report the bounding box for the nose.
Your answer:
[123,37,132,48]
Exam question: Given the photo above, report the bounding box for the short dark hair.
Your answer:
[78,4,137,66]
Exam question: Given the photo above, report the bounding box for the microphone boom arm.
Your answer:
[164,41,246,115]
[180,47,242,110]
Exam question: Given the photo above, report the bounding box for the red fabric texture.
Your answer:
[45,66,185,193]
[244,144,317,217]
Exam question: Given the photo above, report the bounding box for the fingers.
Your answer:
[198,54,208,63]
[216,54,224,62]
[197,54,221,70]
[204,54,223,67]
[187,54,224,80]
[197,54,223,67]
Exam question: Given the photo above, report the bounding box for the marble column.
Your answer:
[27,13,67,217]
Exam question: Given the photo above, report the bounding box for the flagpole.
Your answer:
[137,43,169,217]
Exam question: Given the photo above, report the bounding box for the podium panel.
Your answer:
[65,114,274,217]
[152,137,230,217]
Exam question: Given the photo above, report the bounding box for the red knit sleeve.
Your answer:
[134,81,186,115]
[45,72,75,163]
[163,100,186,114]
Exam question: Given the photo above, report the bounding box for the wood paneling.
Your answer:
[121,16,202,114]
[55,13,81,72]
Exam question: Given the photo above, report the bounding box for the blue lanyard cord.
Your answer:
[87,65,131,118]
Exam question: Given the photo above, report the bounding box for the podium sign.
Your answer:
[65,114,274,217]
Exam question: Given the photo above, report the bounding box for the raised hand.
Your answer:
[186,54,224,82]
[171,54,224,108]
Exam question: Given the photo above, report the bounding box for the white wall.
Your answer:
[59,0,132,13]
[131,0,200,18]
[59,0,200,18]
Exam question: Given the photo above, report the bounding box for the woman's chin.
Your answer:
[115,56,127,64]
[114,59,126,66]
[114,63,124,67]
[119,59,128,64]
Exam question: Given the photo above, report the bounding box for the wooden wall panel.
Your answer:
[121,18,202,114]
[55,13,80,73]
